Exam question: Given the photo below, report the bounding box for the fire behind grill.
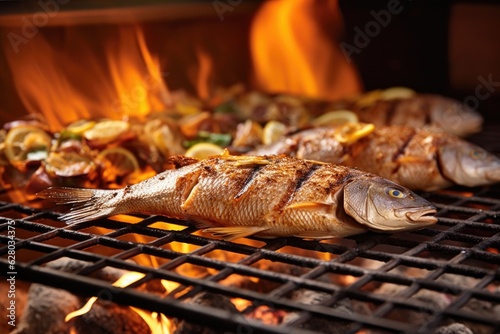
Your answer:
[1,182,500,333]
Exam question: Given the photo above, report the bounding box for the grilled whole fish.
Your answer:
[38,155,437,240]
[249,125,500,191]
[328,94,483,137]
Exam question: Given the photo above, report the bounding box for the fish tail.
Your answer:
[37,187,122,224]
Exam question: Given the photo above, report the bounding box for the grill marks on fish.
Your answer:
[294,164,322,193]
[178,156,345,238]
[384,99,399,125]
[274,162,318,213]
[422,100,433,125]
[390,129,417,174]
[391,129,417,162]
[234,165,263,200]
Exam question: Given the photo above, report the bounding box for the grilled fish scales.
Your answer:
[38,155,437,240]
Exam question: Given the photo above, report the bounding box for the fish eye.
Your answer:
[469,149,485,160]
[386,188,406,198]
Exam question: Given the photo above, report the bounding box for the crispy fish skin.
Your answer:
[38,155,436,240]
[344,126,451,191]
[250,126,500,191]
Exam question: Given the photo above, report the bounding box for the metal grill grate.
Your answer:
[1,184,500,334]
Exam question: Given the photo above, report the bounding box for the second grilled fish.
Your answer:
[38,154,437,240]
[250,125,500,191]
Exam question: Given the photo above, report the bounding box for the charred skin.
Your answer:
[250,126,500,191]
[38,155,436,240]
[344,126,451,191]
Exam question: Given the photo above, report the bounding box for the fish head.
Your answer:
[437,141,500,187]
[429,96,483,137]
[343,177,437,232]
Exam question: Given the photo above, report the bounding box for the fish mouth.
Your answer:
[486,169,500,182]
[405,207,438,224]
[462,116,483,134]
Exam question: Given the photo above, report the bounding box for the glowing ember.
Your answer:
[487,247,499,254]
[231,298,252,312]
[65,272,145,322]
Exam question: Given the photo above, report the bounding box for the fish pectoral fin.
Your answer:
[284,202,332,212]
[180,169,202,210]
[293,231,335,239]
[203,226,269,241]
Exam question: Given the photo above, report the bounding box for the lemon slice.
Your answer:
[262,121,287,145]
[83,120,129,146]
[355,89,383,108]
[97,147,139,183]
[311,110,359,127]
[176,103,202,116]
[45,151,96,177]
[380,87,416,100]
[185,142,224,160]
[335,123,375,143]
[4,125,51,167]
[65,120,96,135]
[232,120,263,148]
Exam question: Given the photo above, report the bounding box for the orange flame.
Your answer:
[191,47,213,100]
[250,0,361,100]
[2,25,169,130]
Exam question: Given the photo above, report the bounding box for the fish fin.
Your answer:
[203,226,269,241]
[164,155,199,169]
[37,187,120,224]
[293,231,336,239]
[189,218,214,230]
[284,202,332,211]
[180,169,202,209]
[37,187,95,205]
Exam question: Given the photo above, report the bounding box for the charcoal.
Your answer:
[10,283,80,334]
[71,300,151,334]
[173,292,239,334]
[433,323,474,334]
[282,289,354,334]
[11,257,150,334]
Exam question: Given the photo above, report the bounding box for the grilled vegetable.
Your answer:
[38,154,437,240]
[249,125,500,191]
